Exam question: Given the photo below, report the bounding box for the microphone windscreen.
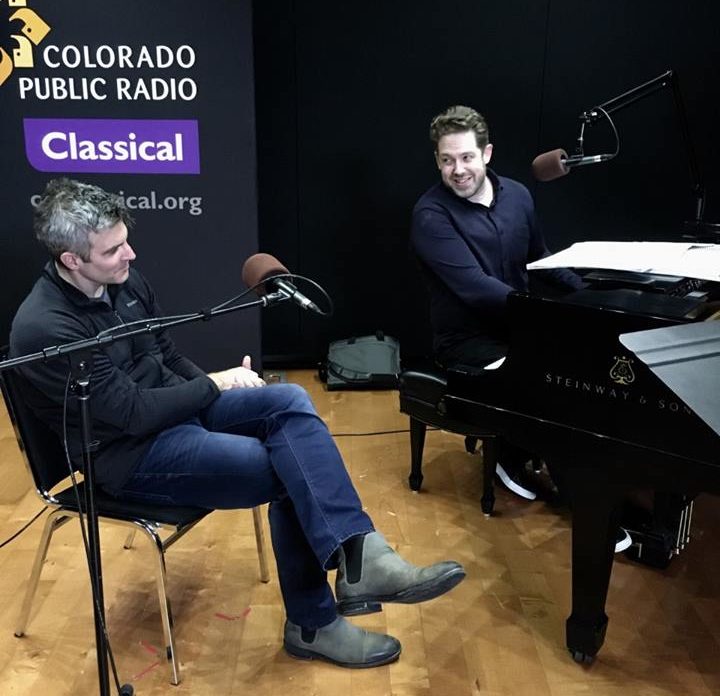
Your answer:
[532,148,570,182]
[241,253,290,292]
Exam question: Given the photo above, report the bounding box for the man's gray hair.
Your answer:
[34,178,133,261]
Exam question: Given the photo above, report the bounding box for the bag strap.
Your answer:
[327,360,372,383]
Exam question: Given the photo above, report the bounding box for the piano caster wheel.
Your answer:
[570,650,594,665]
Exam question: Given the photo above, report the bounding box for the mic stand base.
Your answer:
[69,352,134,696]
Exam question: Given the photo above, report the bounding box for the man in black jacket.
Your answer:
[10,178,466,668]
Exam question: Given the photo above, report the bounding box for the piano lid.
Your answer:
[620,320,720,437]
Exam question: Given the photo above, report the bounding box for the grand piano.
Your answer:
[445,274,720,663]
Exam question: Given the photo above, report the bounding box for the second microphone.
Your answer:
[242,253,322,313]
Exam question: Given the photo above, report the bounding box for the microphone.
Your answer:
[241,253,321,313]
[532,148,615,182]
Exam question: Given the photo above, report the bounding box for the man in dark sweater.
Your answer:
[411,105,583,500]
[10,178,466,668]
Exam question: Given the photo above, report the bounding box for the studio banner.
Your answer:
[0,0,259,370]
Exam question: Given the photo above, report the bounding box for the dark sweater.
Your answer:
[411,171,582,355]
[9,262,220,491]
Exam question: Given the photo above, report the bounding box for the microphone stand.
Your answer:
[574,70,719,240]
[0,291,288,696]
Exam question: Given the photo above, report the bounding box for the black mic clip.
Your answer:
[579,107,604,126]
[262,291,290,307]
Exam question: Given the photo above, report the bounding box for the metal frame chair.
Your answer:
[0,362,270,685]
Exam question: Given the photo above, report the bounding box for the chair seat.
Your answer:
[54,481,210,527]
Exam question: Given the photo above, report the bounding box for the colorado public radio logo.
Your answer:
[0,0,51,87]
[24,118,201,174]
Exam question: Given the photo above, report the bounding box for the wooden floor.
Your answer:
[1,370,720,695]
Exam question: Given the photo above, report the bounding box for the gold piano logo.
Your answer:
[609,356,635,385]
[0,0,51,88]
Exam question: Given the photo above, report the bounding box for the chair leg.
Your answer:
[15,510,71,637]
[252,506,270,583]
[147,530,181,685]
[481,437,497,517]
[408,417,427,491]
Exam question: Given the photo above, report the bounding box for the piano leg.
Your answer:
[564,463,623,663]
[408,417,426,491]
[481,436,497,516]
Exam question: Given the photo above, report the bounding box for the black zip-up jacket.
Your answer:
[9,262,220,492]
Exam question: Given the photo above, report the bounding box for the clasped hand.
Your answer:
[208,355,266,390]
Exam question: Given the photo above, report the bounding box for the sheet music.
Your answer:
[527,241,720,282]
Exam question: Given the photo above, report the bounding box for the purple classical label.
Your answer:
[23,118,200,174]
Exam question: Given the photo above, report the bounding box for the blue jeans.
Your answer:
[113,383,374,628]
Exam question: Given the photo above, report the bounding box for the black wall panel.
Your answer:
[254,1,720,365]
[535,1,720,250]
[256,0,551,364]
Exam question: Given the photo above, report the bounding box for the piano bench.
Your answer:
[398,368,498,515]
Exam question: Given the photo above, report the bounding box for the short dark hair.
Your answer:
[34,178,133,261]
[429,105,489,150]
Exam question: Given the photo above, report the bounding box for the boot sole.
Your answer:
[337,566,466,616]
[283,641,401,668]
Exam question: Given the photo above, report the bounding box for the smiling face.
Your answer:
[59,221,136,297]
[435,130,493,204]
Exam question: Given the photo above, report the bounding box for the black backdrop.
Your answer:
[254,0,720,366]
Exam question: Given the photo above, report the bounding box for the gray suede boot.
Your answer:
[335,531,465,616]
[283,616,401,668]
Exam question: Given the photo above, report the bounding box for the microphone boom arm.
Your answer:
[0,295,285,372]
[581,70,674,124]
[579,69,708,232]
